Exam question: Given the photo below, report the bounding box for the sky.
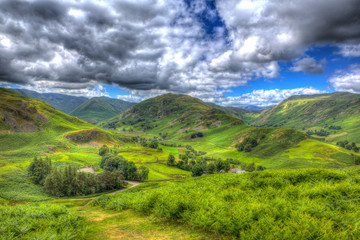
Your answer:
[0,0,360,108]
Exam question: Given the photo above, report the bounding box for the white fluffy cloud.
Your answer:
[329,64,360,93]
[218,88,326,107]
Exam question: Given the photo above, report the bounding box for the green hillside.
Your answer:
[98,93,359,169]
[13,88,88,114]
[247,92,360,144]
[70,97,135,124]
[206,102,256,121]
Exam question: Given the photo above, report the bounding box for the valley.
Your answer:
[1,88,360,239]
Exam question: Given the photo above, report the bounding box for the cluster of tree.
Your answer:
[28,157,51,185]
[336,141,359,153]
[329,125,342,130]
[160,142,183,148]
[140,140,162,150]
[190,132,204,139]
[306,129,330,137]
[99,145,149,181]
[236,137,258,152]
[44,166,125,197]
[203,157,266,172]
[185,145,206,156]
[28,156,126,197]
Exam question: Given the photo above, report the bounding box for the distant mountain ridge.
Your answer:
[70,97,135,124]
[12,89,88,114]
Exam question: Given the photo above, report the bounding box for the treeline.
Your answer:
[203,156,266,172]
[28,157,126,197]
[336,141,359,153]
[99,145,149,181]
[329,125,342,130]
[166,154,265,177]
[306,129,330,137]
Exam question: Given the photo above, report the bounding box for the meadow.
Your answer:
[92,168,360,239]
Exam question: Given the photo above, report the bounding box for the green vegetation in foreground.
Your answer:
[70,97,135,124]
[93,168,360,239]
[0,203,87,239]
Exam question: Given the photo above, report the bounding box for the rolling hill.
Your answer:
[12,88,88,114]
[247,92,360,143]
[69,97,135,124]
[98,93,359,169]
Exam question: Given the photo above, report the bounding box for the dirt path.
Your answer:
[84,181,142,206]
[109,181,142,195]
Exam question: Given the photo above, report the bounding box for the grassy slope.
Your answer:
[98,93,359,169]
[13,88,88,114]
[70,97,134,124]
[0,88,190,200]
[93,168,360,239]
[248,92,360,144]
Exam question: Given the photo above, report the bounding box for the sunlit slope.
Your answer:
[248,92,360,143]
[70,97,135,124]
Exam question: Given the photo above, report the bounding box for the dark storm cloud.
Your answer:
[0,0,359,100]
[290,57,327,75]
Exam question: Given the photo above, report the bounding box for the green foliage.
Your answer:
[99,144,110,156]
[236,137,258,152]
[0,203,87,239]
[191,164,204,177]
[167,154,175,166]
[28,156,51,185]
[337,140,359,153]
[138,166,149,181]
[44,166,124,196]
[92,168,360,239]
[306,129,329,137]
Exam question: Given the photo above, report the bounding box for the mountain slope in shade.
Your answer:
[69,97,135,124]
[12,89,88,114]
[247,92,360,143]
[206,102,258,123]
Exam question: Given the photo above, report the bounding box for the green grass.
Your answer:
[147,163,191,177]
[135,164,172,181]
[119,152,157,163]
[0,203,87,239]
[0,169,52,202]
[93,167,360,239]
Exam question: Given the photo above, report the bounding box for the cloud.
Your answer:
[290,57,327,74]
[337,43,360,57]
[0,0,359,101]
[17,83,109,98]
[328,64,360,93]
[217,88,326,107]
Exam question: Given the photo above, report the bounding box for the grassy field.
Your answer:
[93,168,360,239]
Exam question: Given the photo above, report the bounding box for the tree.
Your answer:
[245,162,256,172]
[206,162,216,174]
[138,166,149,181]
[167,154,175,166]
[28,156,52,185]
[99,145,109,156]
[191,164,204,177]
[215,159,224,172]
[223,160,231,172]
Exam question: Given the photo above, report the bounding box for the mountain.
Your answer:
[99,93,242,136]
[0,88,118,152]
[247,92,360,143]
[69,97,135,124]
[206,102,257,122]
[12,89,88,114]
